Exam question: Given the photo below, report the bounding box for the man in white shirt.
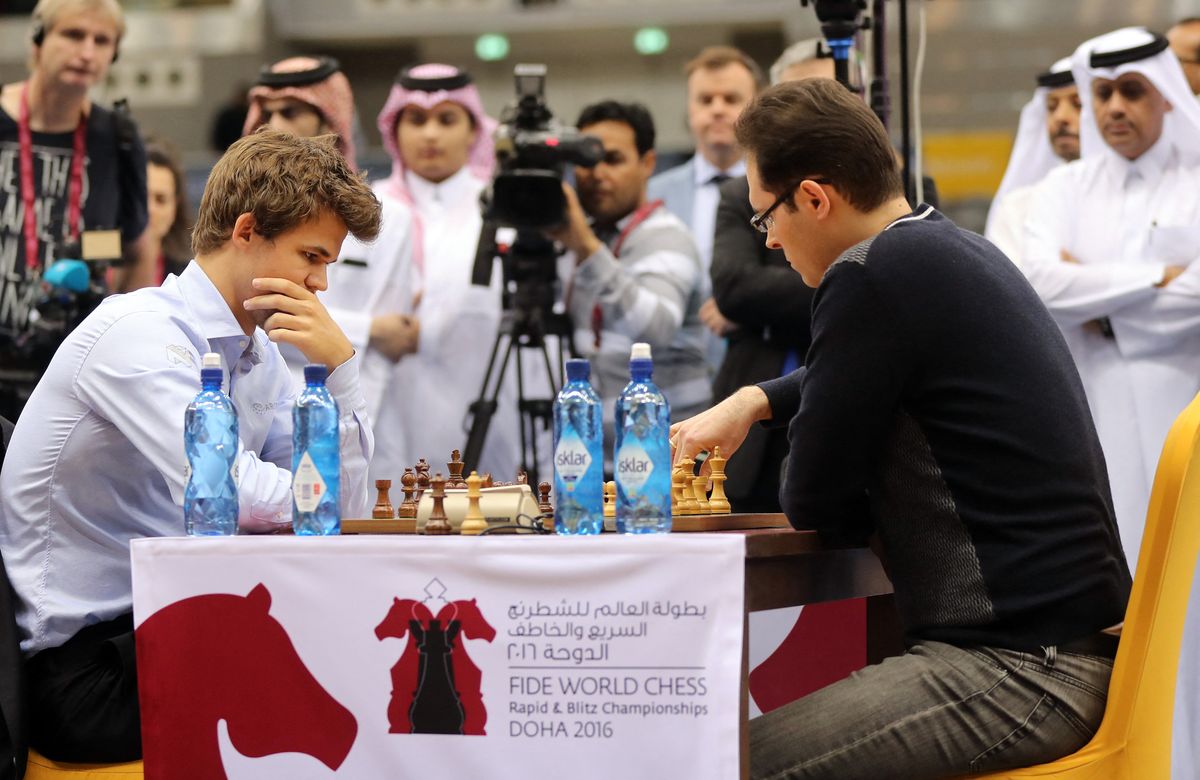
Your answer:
[0,129,381,763]
[648,45,763,371]
[984,57,1080,265]
[1021,27,1200,571]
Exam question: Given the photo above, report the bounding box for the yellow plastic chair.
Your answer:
[971,390,1200,779]
[24,749,143,779]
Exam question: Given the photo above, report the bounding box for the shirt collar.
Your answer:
[404,165,474,208]
[177,262,264,369]
[1122,135,1174,183]
[692,154,746,186]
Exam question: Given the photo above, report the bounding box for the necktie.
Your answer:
[708,173,731,187]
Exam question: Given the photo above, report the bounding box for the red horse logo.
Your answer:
[375,591,496,736]
[136,584,357,779]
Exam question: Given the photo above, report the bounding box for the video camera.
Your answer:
[482,64,604,231]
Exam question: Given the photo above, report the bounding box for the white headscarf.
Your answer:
[1071,27,1200,164]
[987,56,1073,236]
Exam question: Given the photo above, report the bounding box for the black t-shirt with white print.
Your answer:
[0,99,148,348]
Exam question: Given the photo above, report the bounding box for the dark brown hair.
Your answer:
[192,129,380,255]
[143,134,192,266]
[734,78,903,212]
[684,45,765,89]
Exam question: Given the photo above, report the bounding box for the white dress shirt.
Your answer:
[1022,138,1200,570]
[0,262,373,653]
[690,154,746,276]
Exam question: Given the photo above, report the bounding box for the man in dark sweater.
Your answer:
[671,79,1131,779]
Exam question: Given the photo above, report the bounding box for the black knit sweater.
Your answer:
[759,206,1131,652]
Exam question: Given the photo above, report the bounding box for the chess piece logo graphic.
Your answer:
[136,584,358,776]
[374,579,497,735]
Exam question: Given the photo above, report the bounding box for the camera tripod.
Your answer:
[462,226,575,485]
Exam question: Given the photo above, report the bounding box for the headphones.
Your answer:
[31,18,120,64]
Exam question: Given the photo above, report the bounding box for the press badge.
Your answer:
[81,230,122,261]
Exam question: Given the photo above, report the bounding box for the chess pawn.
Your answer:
[461,471,487,535]
[415,464,431,503]
[692,474,712,514]
[671,467,687,516]
[398,468,418,518]
[424,472,452,535]
[372,480,394,519]
[678,457,699,515]
[448,449,466,489]
[603,481,616,519]
[708,446,731,513]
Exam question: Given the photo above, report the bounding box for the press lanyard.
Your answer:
[564,199,664,350]
[18,83,88,272]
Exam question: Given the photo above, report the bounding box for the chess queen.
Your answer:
[368,64,521,483]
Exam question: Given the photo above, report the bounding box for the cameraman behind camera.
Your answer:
[0,0,153,422]
[550,101,710,449]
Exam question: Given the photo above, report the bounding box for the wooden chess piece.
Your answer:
[708,446,731,513]
[692,474,712,514]
[424,472,452,535]
[398,468,418,518]
[461,471,487,535]
[678,457,699,515]
[671,467,686,516]
[538,481,553,515]
[516,470,529,485]
[447,449,466,489]
[603,481,616,518]
[415,462,431,503]
[482,473,494,488]
[372,480,394,519]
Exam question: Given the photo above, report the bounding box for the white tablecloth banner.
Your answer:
[131,534,745,780]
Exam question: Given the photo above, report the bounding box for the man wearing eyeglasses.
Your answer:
[671,77,1130,778]
[550,100,710,445]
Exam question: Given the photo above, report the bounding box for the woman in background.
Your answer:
[144,135,191,282]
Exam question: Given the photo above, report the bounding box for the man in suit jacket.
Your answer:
[648,46,764,372]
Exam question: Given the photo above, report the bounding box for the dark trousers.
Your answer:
[25,614,141,763]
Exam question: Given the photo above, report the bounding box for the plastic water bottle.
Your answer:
[292,364,341,535]
[184,352,238,536]
[614,343,672,533]
[553,358,604,534]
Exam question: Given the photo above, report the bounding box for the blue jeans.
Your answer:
[750,639,1114,779]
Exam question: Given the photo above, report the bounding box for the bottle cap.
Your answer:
[630,343,652,360]
[202,352,222,369]
[565,358,590,382]
[304,363,328,383]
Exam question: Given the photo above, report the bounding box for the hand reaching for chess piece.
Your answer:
[669,386,772,473]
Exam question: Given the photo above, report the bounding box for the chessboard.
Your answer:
[342,446,782,535]
[342,450,549,535]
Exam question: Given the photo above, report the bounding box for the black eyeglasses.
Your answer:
[750,178,831,234]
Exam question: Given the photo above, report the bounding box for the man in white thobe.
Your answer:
[1022,28,1200,572]
[984,57,1080,266]
[369,64,520,484]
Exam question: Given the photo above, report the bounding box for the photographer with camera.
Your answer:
[0,0,154,422]
[551,101,710,441]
